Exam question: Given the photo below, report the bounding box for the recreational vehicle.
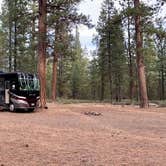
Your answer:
[0,72,40,111]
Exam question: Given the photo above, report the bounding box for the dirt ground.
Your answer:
[0,103,166,166]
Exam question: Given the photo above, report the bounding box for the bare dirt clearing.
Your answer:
[0,103,166,166]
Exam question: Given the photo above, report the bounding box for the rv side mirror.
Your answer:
[12,84,16,90]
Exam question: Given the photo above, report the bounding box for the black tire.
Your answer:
[28,108,35,112]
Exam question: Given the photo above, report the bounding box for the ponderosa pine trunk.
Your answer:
[108,30,113,103]
[38,0,47,109]
[127,1,134,101]
[100,71,105,101]
[8,0,12,72]
[31,1,37,72]
[51,26,60,101]
[134,0,149,108]
[161,63,165,100]
[9,21,12,71]
[107,8,113,103]
[51,49,58,101]
[100,51,105,101]
[14,0,17,72]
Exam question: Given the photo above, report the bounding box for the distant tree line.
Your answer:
[0,0,165,108]
[90,0,166,107]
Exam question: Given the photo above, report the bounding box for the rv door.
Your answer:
[5,81,10,104]
[0,78,5,104]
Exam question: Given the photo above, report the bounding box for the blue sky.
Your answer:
[77,0,103,51]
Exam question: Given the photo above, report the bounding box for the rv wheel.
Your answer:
[9,103,15,112]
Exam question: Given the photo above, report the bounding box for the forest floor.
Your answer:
[0,103,166,166]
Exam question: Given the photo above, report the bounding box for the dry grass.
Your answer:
[0,103,166,166]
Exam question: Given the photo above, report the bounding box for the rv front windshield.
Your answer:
[18,73,40,91]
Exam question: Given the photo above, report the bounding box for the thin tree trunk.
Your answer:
[107,7,113,103]
[9,22,12,71]
[158,72,161,100]
[115,76,118,102]
[108,31,113,103]
[38,0,47,109]
[100,53,105,101]
[51,50,58,101]
[161,63,165,100]
[118,75,121,102]
[51,26,60,101]
[134,0,148,108]
[58,54,63,97]
[8,0,12,72]
[160,43,165,100]
[127,13,134,101]
[31,6,37,72]
[100,71,105,101]
[14,20,17,71]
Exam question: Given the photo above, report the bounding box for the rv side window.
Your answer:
[0,80,4,90]
[18,73,40,91]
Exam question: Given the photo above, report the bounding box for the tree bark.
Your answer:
[107,6,113,103]
[134,0,149,108]
[127,5,134,102]
[100,54,105,101]
[38,0,47,109]
[8,0,12,72]
[108,30,113,103]
[51,49,58,101]
[51,25,61,101]
[100,72,105,101]
[14,0,17,71]
[58,53,64,98]
[161,63,165,100]
[160,42,165,100]
[31,2,37,73]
